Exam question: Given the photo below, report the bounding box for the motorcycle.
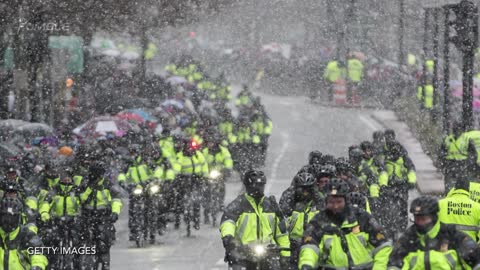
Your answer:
[129,184,145,247]
[229,243,289,270]
[205,168,226,226]
[144,179,165,243]
[177,174,202,237]
[79,210,115,270]
[51,216,77,270]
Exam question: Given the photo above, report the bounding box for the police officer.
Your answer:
[357,141,388,202]
[283,172,321,267]
[440,121,469,193]
[39,165,82,268]
[347,53,364,103]
[323,59,343,101]
[388,196,480,269]
[79,162,123,270]
[381,141,417,240]
[175,136,208,230]
[117,144,151,240]
[202,130,233,225]
[298,178,392,270]
[0,198,48,270]
[220,170,290,270]
[439,178,480,242]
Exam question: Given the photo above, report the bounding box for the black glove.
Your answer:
[408,182,416,190]
[111,213,119,223]
[222,235,236,252]
[300,265,313,270]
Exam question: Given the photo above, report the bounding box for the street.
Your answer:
[111,91,392,270]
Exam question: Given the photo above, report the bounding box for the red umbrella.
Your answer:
[116,112,145,124]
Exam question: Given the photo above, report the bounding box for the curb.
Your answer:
[370,111,445,195]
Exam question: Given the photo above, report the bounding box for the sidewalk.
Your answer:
[371,110,444,195]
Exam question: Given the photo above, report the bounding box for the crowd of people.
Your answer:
[0,56,273,269]
[220,129,480,270]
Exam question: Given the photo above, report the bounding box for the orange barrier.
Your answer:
[333,79,346,105]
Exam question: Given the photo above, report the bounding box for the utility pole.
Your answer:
[446,0,478,130]
[432,8,440,113]
[443,6,451,133]
[399,0,405,65]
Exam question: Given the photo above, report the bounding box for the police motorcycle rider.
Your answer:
[0,197,48,270]
[282,172,321,268]
[438,177,480,242]
[381,141,417,240]
[174,135,208,231]
[279,164,325,220]
[39,165,82,268]
[234,114,259,174]
[440,121,473,193]
[298,178,392,270]
[388,196,480,270]
[0,164,38,222]
[250,97,272,167]
[148,142,176,239]
[1,163,28,197]
[220,170,291,270]
[117,144,151,241]
[35,160,61,206]
[356,141,388,213]
[78,162,123,270]
[1,182,39,234]
[202,129,233,226]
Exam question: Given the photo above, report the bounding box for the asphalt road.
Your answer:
[110,92,396,270]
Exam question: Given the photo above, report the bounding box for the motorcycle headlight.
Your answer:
[133,187,143,195]
[149,185,160,194]
[209,170,221,179]
[254,245,266,256]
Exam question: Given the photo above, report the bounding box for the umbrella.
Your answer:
[166,76,187,85]
[116,112,145,124]
[161,99,184,109]
[101,49,121,57]
[126,109,157,122]
[121,51,140,60]
[73,116,138,138]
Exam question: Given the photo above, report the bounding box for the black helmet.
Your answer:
[372,131,384,141]
[242,170,266,186]
[321,154,336,166]
[0,198,23,215]
[318,165,336,178]
[387,142,403,160]
[89,162,106,179]
[325,178,350,196]
[384,129,396,141]
[335,157,353,173]
[360,141,373,151]
[410,196,439,216]
[294,172,316,187]
[347,192,366,208]
[308,150,323,165]
[349,147,363,159]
